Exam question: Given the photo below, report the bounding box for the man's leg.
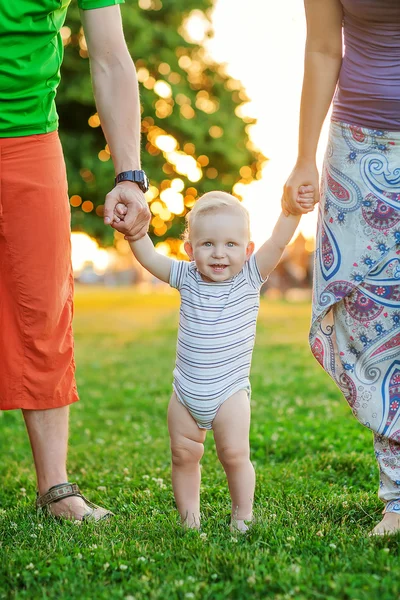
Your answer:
[23,406,92,519]
[0,133,110,520]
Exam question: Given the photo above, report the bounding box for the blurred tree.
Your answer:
[59,0,265,247]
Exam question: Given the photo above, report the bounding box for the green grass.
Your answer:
[0,288,399,600]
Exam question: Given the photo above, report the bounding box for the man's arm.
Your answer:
[255,213,301,280]
[128,235,173,284]
[81,5,150,239]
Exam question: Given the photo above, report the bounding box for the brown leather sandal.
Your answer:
[36,482,114,522]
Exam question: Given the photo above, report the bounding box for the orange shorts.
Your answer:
[0,132,79,410]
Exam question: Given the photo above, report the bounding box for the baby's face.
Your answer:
[185,208,254,282]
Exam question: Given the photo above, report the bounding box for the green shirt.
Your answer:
[0,0,124,137]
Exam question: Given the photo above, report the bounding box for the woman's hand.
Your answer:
[282,161,320,216]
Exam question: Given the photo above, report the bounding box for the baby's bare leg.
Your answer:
[213,390,254,532]
[168,393,206,528]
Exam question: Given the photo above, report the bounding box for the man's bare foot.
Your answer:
[369,512,400,536]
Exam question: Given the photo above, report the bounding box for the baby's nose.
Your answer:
[212,246,226,258]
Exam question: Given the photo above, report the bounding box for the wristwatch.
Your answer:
[115,170,149,193]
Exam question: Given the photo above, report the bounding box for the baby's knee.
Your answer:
[218,445,249,469]
[171,437,204,467]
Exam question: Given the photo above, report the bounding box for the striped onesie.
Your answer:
[169,254,266,429]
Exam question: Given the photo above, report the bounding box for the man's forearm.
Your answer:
[90,50,141,173]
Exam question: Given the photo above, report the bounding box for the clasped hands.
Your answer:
[103,181,151,240]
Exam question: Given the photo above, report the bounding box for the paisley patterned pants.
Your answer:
[310,120,400,514]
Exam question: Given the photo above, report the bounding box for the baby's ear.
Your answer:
[246,241,255,259]
[184,241,194,260]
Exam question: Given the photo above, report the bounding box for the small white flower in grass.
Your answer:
[34,571,39,575]
[290,564,301,574]
[137,557,146,562]
[124,477,131,482]
[316,531,324,537]
[247,575,256,585]
[342,501,348,507]
[120,564,128,571]
[90,544,98,550]
[383,548,390,553]
[125,596,136,600]
[37,524,43,529]
[123,468,130,475]
[20,488,26,495]
[30,534,37,539]
[144,489,151,496]
[142,475,149,480]
[187,576,196,583]
[0,509,6,515]
[211,574,218,580]
[152,477,164,487]
[96,438,105,445]
[105,420,113,426]
[287,536,295,542]
[26,563,34,570]
[329,543,337,549]
[77,554,83,560]
[185,594,195,599]
[199,533,207,540]
[230,537,238,543]
[103,563,110,570]
[270,514,277,520]
[175,580,184,587]
[97,486,107,492]
[11,522,17,529]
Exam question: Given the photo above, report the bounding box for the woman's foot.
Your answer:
[370,512,400,536]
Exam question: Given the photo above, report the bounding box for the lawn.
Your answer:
[0,287,398,600]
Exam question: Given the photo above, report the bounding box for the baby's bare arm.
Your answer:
[255,213,301,279]
[128,234,172,283]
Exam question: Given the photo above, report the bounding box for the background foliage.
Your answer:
[60,0,265,245]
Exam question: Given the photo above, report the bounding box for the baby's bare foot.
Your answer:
[181,513,201,530]
[230,518,252,533]
[370,512,400,536]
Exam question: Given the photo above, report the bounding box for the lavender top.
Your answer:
[332,0,400,131]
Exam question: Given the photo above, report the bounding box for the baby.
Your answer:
[120,189,313,531]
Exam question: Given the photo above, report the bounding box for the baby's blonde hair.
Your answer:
[184,191,250,241]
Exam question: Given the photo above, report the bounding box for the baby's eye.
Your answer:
[226,242,236,248]
[203,241,212,247]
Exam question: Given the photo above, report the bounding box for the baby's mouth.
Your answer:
[210,263,228,272]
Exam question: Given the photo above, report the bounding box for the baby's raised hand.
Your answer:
[296,185,316,213]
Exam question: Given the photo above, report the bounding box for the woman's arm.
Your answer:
[128,235,173,284]
[255,213,301,280]
[282,0,343,215]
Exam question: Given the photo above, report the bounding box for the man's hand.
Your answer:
[282,161,320,216]
[104,182,151,240]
